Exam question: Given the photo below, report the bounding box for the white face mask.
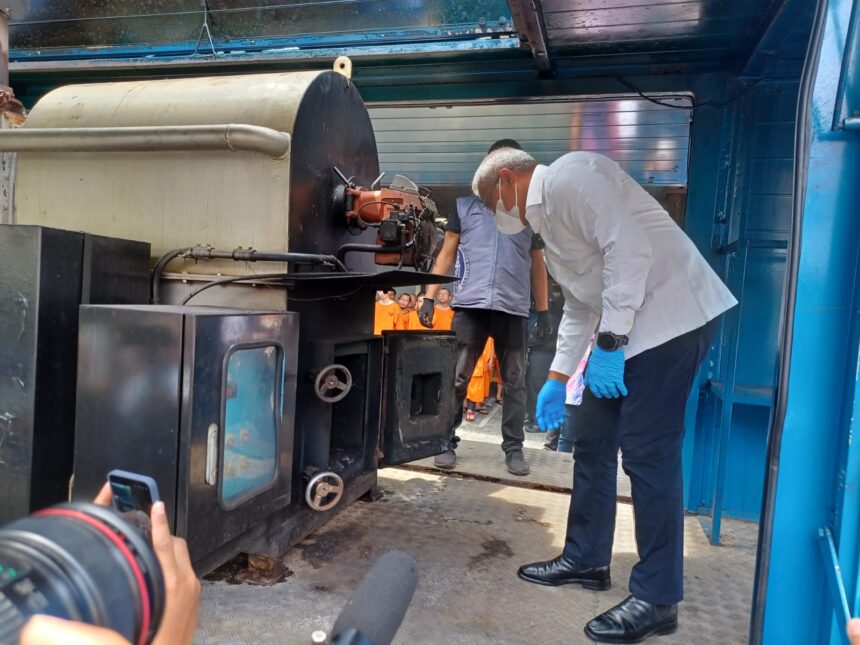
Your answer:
[494,178,526,235]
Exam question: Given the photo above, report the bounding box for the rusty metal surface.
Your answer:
[7,1,512,52]
[197,466,755,644]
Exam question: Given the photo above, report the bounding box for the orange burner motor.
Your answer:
[337,172,442,270]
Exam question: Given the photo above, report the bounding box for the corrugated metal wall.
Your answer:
[368,97,692,188]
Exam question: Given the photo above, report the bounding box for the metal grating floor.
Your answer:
[197,462,757,644]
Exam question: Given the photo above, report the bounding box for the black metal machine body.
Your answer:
[1,71,458,573]
[0,225,150,525]
[72,299,456,573]
[73,306,300,570]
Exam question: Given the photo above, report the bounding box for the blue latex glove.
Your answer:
[584,346,628,399]
[536,379,567,431]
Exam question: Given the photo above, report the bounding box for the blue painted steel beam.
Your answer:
[709,243,751,545]
[819,527,852,644]
[759,0,860,642]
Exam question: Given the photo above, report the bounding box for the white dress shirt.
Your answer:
[524,152,737,376]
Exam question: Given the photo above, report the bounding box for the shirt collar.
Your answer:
[526,164,548,208]
[525,164,548,232]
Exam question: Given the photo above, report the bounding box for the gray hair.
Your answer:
[471,148,538,204]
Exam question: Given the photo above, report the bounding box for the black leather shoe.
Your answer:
[517,554,610,590]
[584,595,678,643]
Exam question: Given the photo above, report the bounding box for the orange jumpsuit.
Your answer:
[466,338,495,405]
[394,308,412,330]
[433,307,455,331]
[406,310,425,330]
[373,301,400,336]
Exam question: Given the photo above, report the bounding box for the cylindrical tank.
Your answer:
[14,71,380,274]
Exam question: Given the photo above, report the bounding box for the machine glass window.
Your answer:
[222,345,280,506]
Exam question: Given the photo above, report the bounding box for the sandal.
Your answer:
[465,410,476,422]
[476,405,489,414]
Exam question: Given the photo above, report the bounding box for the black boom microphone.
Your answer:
[329,550,419,645]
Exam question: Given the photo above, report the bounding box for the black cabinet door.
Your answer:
[178,311,299,562]
[379,332,457,466]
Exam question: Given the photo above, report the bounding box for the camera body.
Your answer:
[0,502,165,645]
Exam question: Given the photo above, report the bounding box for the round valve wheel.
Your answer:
[314,364,352,403]
[305,471,345,512]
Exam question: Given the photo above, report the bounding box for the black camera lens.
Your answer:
[0,502,165,645]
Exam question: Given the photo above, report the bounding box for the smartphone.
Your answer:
[107,469,160,516]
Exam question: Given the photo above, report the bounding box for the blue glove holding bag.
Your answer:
[536,379,567,431]
[584,346,628,399]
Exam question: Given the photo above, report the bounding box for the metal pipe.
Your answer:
[0,124,292,160]
[336,243,401,264]
[179,272,290,306]
[189,246,346,271]
[151,245,346,304]
[151,247,188,305]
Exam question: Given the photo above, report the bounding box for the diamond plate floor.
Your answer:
[408,402,632,500]
[198,466,756,645]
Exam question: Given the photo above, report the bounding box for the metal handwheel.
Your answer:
[305,471,345,511]
[314,363,352,403]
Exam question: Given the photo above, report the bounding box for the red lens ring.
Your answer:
[34,508,151,645]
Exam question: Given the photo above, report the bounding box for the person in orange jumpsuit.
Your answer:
[405,293,429,330]
[394,292,414,330]
[433,287,455,331]
[373,289,400,335]
[465,338,495,421]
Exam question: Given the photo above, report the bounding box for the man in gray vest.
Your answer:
[419,140,551,476]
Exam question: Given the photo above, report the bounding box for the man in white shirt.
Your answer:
[471,148,737,644]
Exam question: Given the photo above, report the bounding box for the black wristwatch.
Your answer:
[596,331,629,351]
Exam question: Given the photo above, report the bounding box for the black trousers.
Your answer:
[450,308,528,453]
[562,321,715,605]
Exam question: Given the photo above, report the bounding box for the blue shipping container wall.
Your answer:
[685,81,797,523]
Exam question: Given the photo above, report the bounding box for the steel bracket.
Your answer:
[507,0,552,75]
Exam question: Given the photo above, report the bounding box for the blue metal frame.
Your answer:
[760,0,860,641]
[820,527,853,644]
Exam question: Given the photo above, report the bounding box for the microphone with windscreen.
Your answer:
[329,550,419,645]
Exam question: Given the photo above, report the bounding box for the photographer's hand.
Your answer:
[849,618,860,644]
[150,501,200,645]
[20,615,131,645]
[93,482,201,645]
[94,481,113,506]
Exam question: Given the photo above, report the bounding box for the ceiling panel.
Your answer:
[368,97,692,187]
[8,0,514,54]
[541,0,778,61]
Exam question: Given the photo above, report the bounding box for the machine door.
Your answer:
[177,311,299,562]
[379,332,458,466]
